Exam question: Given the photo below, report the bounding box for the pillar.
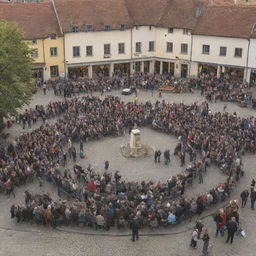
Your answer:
[159,61,163,75]
[222,66,226,73]
[244,68,251,83]
[189,62,199,78]
[109,63,114,77]
[88,65,93,78]
[174,60,180,77]
[141,61,144,73]
[149,60,155,74]
[168,62,170,74]
[217,66,221,78]
[130,62,135,75]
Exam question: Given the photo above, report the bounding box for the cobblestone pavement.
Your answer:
[1,88,256,256]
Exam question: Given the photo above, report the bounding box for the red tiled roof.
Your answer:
[194,5,256,38]
[0,2,61,39]
[210,0,256,5]
[158,0,208,29]
[54,0,133,32]
[125,0,169,26]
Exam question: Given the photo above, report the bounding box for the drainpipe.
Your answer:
[189,33,194,77]
[245,38,251,83]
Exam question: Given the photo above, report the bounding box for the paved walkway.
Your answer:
[1,88,256,256]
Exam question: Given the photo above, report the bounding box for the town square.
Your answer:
[0,0,256,256]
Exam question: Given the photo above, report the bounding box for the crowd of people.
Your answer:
[1,94,254,232]
[199,73,256,108]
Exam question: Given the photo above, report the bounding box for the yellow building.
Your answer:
[0,1,65,81]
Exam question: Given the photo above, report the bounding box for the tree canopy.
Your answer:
[0,21,33,129]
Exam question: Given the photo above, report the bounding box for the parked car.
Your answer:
[121,88,135,95]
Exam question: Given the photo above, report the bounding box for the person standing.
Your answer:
[190,229,198,249]
[43,83,47,95]
[250,187,256,210]
[104,160,109,171]
[226,217,238,244]
[197,163,203,184]
[154,150,158,163]
[202,228,210,256]
[157,150,161,163]
[130,216,139,242]
[240,189,249,208]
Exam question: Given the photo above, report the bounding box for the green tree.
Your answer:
[0,21,33,131]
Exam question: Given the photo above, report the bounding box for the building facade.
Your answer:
[1,0,256,83]
[0,1,65,81]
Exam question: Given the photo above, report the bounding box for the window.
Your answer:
[104,44,111,55]
[50,65,59,77]
[183,29,189,35]
[181,43,188,54]
[166,42,173,52]
[120,24,125,31]
[73,46,80,57]
[71,25,79,32]
[149,41,155,52]
[168,28,173,33]
[234,48,242,58]
[86,46,93,56]
[104,24,110,31]
[31,48,38,58]
[31,40,37,45]
[202,45,210,55]
[85,24,93,32]
[135,42,141,53]
[118,43,125,54]
[219,46,227,57]
[50,34,56,40]
[50,47,57,57]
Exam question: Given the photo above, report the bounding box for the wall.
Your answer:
[192,35,248,67]
[27,39,45,64]
[155,28,191,61]
[65,29,132,65]
[131,26,156,59]
[43,36,65,80]
[248,38,256,69]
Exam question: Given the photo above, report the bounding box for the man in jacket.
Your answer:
[130,216,139,242]
[250,188,256,210]
[226,217,238,244]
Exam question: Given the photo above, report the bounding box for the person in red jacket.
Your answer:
[87,181,95,193]
[214,208,226,237]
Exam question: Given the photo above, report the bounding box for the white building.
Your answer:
[192,5,256,82]
[54,0,256,83]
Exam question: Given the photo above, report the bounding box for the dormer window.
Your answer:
[120,24,125,31]
[85,24,93,32]
[50,34,57,40]
[104,24,110,31]
[71,25,79,33]
[31,39,37,45]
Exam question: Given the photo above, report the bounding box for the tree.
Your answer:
[0,21,33,131]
